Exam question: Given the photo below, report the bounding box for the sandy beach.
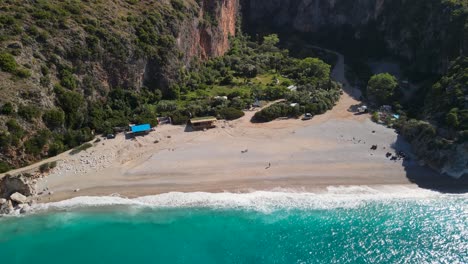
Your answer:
[3,52,460,203]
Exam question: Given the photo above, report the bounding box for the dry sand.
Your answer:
[3,52,450,203]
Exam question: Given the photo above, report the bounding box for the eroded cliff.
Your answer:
[0,0,240,169]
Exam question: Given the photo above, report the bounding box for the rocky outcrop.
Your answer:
[142,0,239,94]
[179,0,239,61]
[0,174,37,199]
[441,144,468,179]
[242,0,467,73]
[0,198,14,215]
[0,174,37,215]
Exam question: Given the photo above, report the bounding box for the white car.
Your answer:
[302,113,313,120]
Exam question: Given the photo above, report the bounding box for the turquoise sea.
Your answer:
[0,192,467,264]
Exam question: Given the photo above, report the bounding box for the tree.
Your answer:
[0,52,17,73]
[287,57,331,86]
[446,108,459,128]
[367,73,398,105]
[299,58,330,81]
[218,107,244,120]
[261,34,280,52]
[42,109,65,129]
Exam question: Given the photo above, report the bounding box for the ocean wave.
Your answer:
[30,186,467,214]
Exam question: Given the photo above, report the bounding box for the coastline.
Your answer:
[3,51,466,207]
[31,185,468,214]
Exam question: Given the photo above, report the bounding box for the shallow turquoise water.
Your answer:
[0,197,467,264]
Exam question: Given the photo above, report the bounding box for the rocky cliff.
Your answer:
[0,0,240,169]
[179,0,238,61]
[242,0,467,73]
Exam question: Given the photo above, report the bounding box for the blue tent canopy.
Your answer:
[131,124,151,133]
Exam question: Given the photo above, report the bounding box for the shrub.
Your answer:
[49,161,57,169]
[169,109,190,125]
[371,112,380,122]
[54,86,85,128]
[156,100,178,112]
[1,102,14,115]
[0,130,11,149]
[63,128,94,148]
[24,130,50,156]
[218,107,245,120]
[0,161,10,173]
[446,109,459,128]
[18,104,41,121]
[15,68,31,78]
[0,52,17,73]
[70,142,93,155]
[59,69,78,90]
[6,119,24,142]
[48,139,65,157]
[171,0,185,11]
[39,162,50,173]
[39,161,57,173]
[42,109,65,129]
[253,103,300,122]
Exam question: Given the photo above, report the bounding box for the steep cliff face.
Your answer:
[145,0,239,91]
[178,0,238,60]
[243,0,467,73]
[0,0,240,169]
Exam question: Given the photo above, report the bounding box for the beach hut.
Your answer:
[190,117,217,130]
[129,124,151,136]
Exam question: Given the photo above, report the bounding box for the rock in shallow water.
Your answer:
[17,203,31,214]
[0,199,14,215]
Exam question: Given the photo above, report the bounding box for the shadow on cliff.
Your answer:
[392,135,468,194]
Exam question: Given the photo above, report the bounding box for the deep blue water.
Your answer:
[0,196,466,264]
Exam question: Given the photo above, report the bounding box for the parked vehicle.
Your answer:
[358,106,368,113]
[302,113,313,120]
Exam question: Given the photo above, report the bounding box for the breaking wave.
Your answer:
[30,185,467,214]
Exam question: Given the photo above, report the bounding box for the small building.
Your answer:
[129,124,151,136]
[190,117,217,130]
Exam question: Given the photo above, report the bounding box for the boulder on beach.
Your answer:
[10,192,28,204]
[0,173,37,198]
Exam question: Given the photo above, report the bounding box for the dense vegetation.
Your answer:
[0,0,337,174]
[0,0,200,170]
[362,57,467,176]
[395,58,467,170]
[0,0,466,177]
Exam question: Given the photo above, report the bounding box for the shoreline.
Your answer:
[27,185,468,217]
[3,50,467,207]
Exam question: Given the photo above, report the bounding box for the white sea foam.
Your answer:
[30,185,467,214]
